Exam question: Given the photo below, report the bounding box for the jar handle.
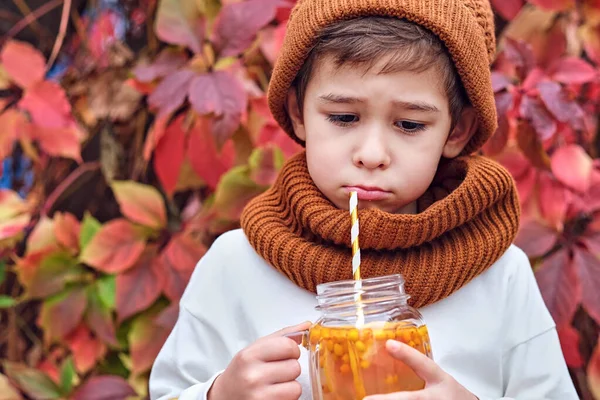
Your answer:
[285,329,310,350]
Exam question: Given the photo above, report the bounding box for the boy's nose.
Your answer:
[352,132,391,170]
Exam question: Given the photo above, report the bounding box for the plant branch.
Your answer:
[41,161,101,216]
[6,0,64,40]
[11,0,44,39]
[46,0,72,70]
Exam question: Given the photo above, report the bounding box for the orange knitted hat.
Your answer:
[268,0,498,155]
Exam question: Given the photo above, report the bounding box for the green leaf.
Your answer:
[20,252,85,299]
[3,361,63,399]
[79,212,101,250]
[0,295,16,308]
[97,275,116,309]
[60,357,76,394]
[0,259,6,285]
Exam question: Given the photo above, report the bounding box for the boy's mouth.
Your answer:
[343,186,392,201]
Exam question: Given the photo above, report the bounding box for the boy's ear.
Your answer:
[286,87,307,141]
[443,106,479,158]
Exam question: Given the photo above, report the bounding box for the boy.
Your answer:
[150,0,578,399]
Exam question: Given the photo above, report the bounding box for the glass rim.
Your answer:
[316,274,406,295]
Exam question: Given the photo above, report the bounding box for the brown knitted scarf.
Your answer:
[240,152,520,308]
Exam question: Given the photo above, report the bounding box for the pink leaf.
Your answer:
[18,81,72,128]
[79,219,146,273]
[111,181,167,229]
[188,71,248,145]
[65,324,107,373]
[154,303,179,331]
[38,288,88,342]
[490,0,525,20]
[134,48,188,82]
[29,124,84,163]
[148,69,195,116]
[551,144,593,193]
[538,172,571,231]
[537,81,585,128]
[116,252,164,322]
[535,249,580,327]
[54,212,81,254]
[549,57,598,84]
[519,95,556,141]
[515,220,557,258]
[0,110,27,162]
[0,40,46,89]
[143,113,170,160]
[160,233,206,301]
[573,247,600,325]
[155,0,204,54]
[72,376,136,400]
[212,0,280,57]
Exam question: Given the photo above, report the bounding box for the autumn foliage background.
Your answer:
[0,0,599,398]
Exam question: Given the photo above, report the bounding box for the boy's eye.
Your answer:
[327,114,358,126]
[396,120,426,134]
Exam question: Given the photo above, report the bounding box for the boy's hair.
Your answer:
[292,17,469,128]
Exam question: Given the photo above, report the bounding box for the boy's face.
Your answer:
[287,55,477,214]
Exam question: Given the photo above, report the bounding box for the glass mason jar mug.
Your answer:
[290,274,433,400]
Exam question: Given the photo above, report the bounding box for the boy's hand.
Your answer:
[364,340,478,400]
[208,321,311,400]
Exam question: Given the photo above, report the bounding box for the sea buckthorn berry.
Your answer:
[342,354,349,363]
[340,364,351,374]
[334,343,344,357]
[326,340,334,352]
[348,329,360,342]
[310,328,321,344]
[360,360,370,369]
[386,330,395,340]
[355,341,366,353]
[375,330,387,341]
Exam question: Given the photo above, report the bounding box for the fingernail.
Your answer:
[387,339,402,351]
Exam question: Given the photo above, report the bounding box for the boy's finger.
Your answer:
[385,340,442,384]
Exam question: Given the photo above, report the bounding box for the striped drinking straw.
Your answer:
[349,191,361,280]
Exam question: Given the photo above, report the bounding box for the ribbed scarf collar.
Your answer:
[241,152,520,307]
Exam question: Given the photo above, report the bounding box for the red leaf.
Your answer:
[0,110,27,161]
[503,38,536,79]
[54,212,81,254]
[551,145,593,193]
[537,81,584,127]
[259,23,287,65]
[589,338,600,400]
[18,81,72,128]
[188,117,236,189]
[2,362,62,400]
[18,252,84,299]
[557,325,584,368]
[0,40,46,89]
[111,181,167,229]
[161,233,206,301]
[519,95,556,141]
[79,219,146,273]
[65,324,107,374]
[154,303,179,331]
[72,376,136,400]
[85,290,118,347]
[188,71,248,145]
[29,124,84,163]
[528,0,574,11]
[134,48,188,82]
[490,0,525,20]
[154,115,187,196]
[249,145,284,186]
[495,91,515,116]
[549,57,598,84]
[143,113,170,160]
[212,0,279,57]
[538,172,571,231]
[535,249,580,326]
[38,288,88,342]
[129,313,170,375]
[155,0,204,54]
[116,251,164,322]
[26,215,58,255]
[258,123,302,158]
[515,220,557,258]
[148,69,195,116]
[483,116,510,156]
[573,247,600,325]
[516,120,551,170]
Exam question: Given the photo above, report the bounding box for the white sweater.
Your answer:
[149,229,578,400]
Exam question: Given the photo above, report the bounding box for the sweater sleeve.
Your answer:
[479,246,578,400]
[149,234,238,400]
